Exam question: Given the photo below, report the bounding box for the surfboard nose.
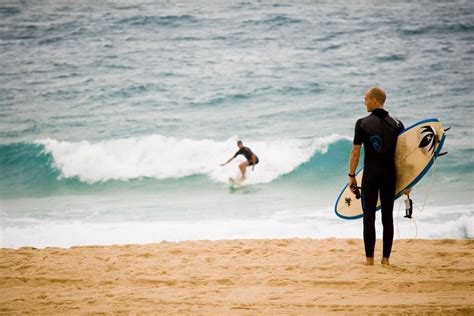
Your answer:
[436,127,445,143]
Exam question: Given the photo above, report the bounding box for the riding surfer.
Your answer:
[221,140,259,181]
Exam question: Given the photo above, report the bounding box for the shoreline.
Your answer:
[1,238,473,314]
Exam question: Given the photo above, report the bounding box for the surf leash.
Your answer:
[397,141,441,240]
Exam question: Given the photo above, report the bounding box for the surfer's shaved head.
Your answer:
[364,87,386,112]
[368,87,386,105]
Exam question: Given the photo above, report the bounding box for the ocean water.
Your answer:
[1,1,473,248]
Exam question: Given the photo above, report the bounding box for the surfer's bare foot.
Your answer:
[366,257,374,266]
[381,257,390,266]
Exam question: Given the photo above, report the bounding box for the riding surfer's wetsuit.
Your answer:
[234,147,259,165]
[353,108,404,258]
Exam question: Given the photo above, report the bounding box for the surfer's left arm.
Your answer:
[348,144,361,188]
[251,155,256,171]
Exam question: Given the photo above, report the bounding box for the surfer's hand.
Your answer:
[252,165,255,171]
[403,188,412,195]
[348,177,357,194]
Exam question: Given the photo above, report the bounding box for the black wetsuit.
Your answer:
[234,147,259,165]
[353,108,404,258]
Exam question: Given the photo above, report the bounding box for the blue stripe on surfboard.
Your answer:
[334,168,365,220]
[334,118,445,220]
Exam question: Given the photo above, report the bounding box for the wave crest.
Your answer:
[36,134,350,184]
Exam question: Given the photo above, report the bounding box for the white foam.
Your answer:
[2,209,472,249]
[36,134,350,184]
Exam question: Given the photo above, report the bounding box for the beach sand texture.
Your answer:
[1,238,473,314]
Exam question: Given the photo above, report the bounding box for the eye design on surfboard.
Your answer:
[418,125,436,155]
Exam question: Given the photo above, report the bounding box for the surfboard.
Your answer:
[335,118,447,220]
[229,177,245,188]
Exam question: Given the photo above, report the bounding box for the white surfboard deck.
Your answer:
[335,118,446,220]
[229,177,246,188]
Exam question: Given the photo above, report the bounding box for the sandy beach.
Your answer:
[1,238,473,314]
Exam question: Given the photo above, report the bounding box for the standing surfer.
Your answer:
[221,140,259,181]
[348,87,406,266]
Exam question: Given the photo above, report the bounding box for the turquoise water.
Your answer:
[1,1,473,247]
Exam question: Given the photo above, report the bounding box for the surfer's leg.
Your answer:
[361,176,378,263]
[380,179,395,262]
[239,161,248,180]
[362,207,376,261]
